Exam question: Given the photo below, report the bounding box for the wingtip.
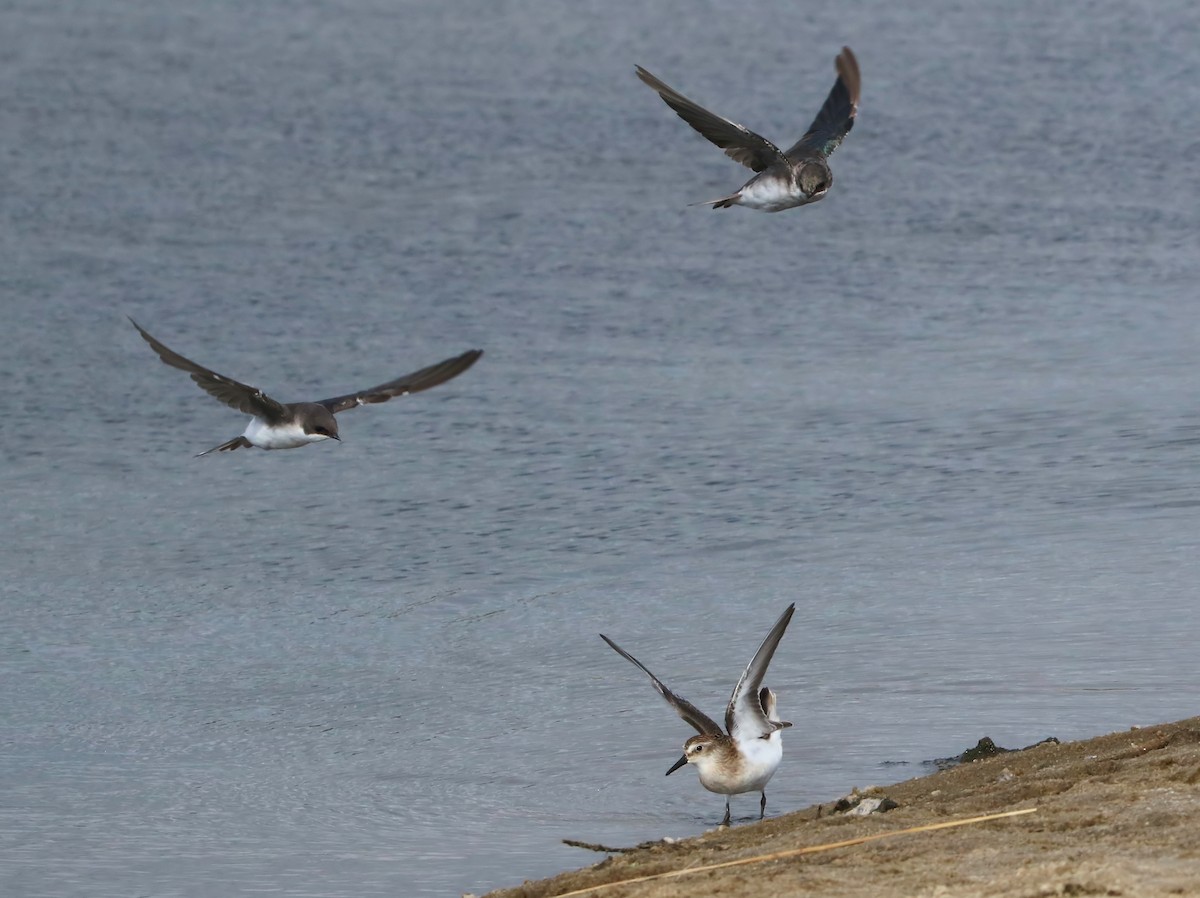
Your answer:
[634,64,667,92]
[836,46,861,104]
[457,348,484,371]
[127,317,167,354]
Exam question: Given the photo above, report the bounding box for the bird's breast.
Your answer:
[738,172,810,212]
[695,736,783,795]
[243,418,328,450]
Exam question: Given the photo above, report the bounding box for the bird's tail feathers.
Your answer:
[196,436,252,457]
[689,192,741,209]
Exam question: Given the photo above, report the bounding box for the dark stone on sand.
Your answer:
[931,735,1061,770]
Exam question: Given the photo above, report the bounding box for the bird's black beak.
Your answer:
[665,754,688,776]
[330,434,341,441]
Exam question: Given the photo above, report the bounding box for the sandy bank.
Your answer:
[485,716,1200,898]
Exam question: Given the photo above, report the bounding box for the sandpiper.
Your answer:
[636,47,860,212]
[601,603,796,825]
[129,318,482,456]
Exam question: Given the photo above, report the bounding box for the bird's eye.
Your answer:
[694,745,703,753]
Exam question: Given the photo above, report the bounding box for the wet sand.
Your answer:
[484,716,1200,898]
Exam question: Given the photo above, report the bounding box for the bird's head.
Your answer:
[666,733,726,776]
[303,405,341,442]
[797,161,832,200]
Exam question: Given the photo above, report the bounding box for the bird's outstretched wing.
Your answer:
[601,634,724,736]
[317,349,483,414]
[129,318,289,422]
[785,47,860,161]
[636,66,789,173]
[726,604,795,742]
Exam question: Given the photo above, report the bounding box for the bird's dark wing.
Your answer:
[726,604,795,741]
[600,634,724,736]
[636,66,789,173]
[316,349,482,415]
[129,317,289,422]
[784,46,861,161]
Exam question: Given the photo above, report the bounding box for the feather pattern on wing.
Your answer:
[636,66,789,173]
[784,47,861,160]
[601,634,725,736]
[317,349,483,414]
[725,604,796,742]
[129,318,289,422]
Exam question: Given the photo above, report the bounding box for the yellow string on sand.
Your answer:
[550,807,1038,898]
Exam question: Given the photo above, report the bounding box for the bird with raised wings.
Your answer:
[636,47,860,212]
[601,604,796,826]
[130,318,481,456]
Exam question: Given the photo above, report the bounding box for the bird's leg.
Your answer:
[721,799,731,827]
[760,790,767,818]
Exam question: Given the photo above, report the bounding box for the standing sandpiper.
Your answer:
[601,603,796,825]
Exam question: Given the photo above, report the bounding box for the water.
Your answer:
[2,0,1199,894]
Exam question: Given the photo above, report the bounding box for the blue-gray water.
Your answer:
[3,1,1199,895]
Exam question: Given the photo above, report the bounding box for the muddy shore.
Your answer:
[483,716,1200,898]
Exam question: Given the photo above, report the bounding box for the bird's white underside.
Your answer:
[737,177,816,213]
[243,418,329,450]
[693,731,784,795]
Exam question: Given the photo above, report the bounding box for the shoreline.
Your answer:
[483,716,1200,898]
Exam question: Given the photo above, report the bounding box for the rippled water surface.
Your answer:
[3,1,1199,895]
